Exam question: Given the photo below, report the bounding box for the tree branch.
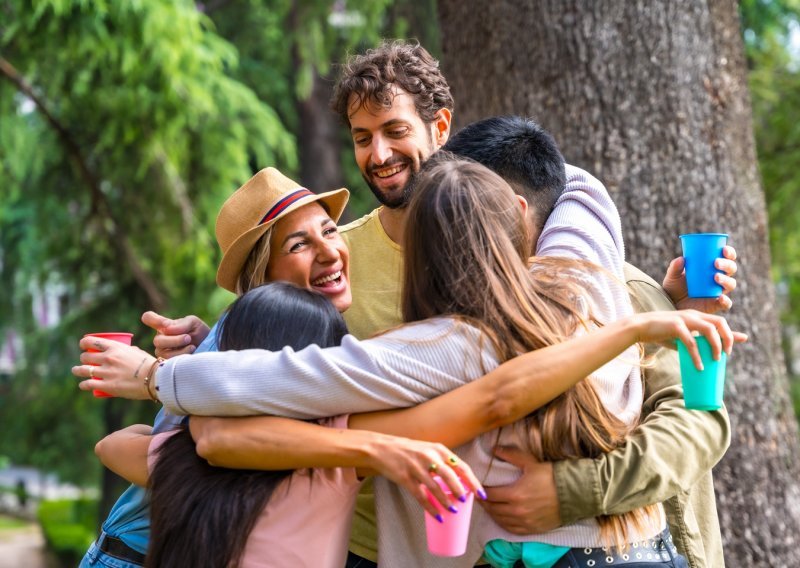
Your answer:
[0,55,167,311]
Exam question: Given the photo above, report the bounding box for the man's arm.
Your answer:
[555,269,730,522]
[483,266,731,532]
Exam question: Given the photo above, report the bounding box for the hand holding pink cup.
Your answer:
[83,332,133,398]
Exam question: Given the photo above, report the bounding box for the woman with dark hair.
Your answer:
[80,156,744,567]
[97,282,483,568]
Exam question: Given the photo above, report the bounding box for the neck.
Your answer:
[378,206,408,245]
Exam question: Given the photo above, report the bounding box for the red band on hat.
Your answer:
[259,189,314,225]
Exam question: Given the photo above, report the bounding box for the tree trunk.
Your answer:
[437,0,800,564]
[295,70,346,198]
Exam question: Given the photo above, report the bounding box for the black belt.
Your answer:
[553,529,682,567]
[98,534,147,565]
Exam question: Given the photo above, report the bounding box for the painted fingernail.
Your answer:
[448,505,459,514]
[436,514,444,524]
[458,494,467,503]
[477,490,487,501]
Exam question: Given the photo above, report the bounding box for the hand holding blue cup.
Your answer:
[680,233,728,298]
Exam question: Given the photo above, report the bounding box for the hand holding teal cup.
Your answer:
[680,233,728,298]
[677,335,727,411]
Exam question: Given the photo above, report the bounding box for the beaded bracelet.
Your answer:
[143,357,165,402]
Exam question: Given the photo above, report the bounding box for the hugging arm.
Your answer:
[484,269,733,535]
[94,424,154,487]
[555,274,731,518]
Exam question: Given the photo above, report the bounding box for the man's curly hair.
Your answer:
[331,40,454,126]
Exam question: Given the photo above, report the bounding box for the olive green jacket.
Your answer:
[554,264,729,567]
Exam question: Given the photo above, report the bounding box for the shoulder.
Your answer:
[340,208,381,236]
[564,163,603,187]
[624,262,675,313]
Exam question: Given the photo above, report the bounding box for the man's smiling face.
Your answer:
[349,89,448,209]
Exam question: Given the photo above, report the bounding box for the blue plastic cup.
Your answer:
[679,233,728,298]
[677,335,727,411]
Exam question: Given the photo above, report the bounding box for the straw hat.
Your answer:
[215,168,349,293]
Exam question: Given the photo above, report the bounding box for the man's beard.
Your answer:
[364,166,419,209]
[364,127,435,209]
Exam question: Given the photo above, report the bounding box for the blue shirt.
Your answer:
[100,322,220,553]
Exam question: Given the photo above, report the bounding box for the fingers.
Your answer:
[722,245,737,261]
[417,475,451,520]
[79,336,110,352]
[733,331,748,344]
[715,272,737,294]
[141,311,170,331]
[676,324,703,371]
[714,294,733,312]
[664,256,685,280]
[153,334,196,359]
[493,445,536,468]
[79,351,104,366]
[77,378,107,392]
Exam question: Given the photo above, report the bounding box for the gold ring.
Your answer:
[89,366,95,379]
[447,456,459,466]
[428,463,439,474]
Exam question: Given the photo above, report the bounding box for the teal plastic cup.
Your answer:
[679,233,727,298]
[677,335,727,411]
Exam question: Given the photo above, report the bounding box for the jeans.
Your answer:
[78,533,145,568]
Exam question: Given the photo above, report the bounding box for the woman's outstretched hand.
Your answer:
[364,433,485,521]
[72,336,158,400]
[631,309,748,371]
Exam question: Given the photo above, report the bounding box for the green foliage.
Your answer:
[37,498,97,566]
[0,0,434,491]
[741,1,800,326]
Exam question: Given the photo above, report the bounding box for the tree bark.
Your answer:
[437,0,800,564]
[295,70,346,196]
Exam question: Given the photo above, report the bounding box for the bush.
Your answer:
[37,499,97,566]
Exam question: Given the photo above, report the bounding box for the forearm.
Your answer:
[350,316,643,446]
[156,338,442,418]
[193,416,383,473]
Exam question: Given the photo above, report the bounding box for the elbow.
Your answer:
[194,430,223,466]
[483,386,519,431]
[94,436,112,468]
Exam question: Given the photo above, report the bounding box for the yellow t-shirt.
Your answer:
[340,208,404,339]
[340,208,404,562]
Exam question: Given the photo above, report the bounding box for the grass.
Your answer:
[0,515,30,530]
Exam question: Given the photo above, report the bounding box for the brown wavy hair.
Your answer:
[402,154,659,549]
[331,40,454,126]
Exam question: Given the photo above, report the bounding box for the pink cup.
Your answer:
[83,332,133,398]
[423,475,474,557]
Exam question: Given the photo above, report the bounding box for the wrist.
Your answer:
[358,431,397,473]
[143,356,164,402]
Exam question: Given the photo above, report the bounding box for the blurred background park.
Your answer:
[1,0,800,566]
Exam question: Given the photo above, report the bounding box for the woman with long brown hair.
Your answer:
[77,155,743,567]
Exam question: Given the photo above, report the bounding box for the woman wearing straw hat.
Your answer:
[81,168,470,568]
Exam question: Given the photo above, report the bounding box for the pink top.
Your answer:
[148,415,361,567]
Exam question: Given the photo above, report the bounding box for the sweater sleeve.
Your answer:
[536,164,631,323]
[156,319,485,418]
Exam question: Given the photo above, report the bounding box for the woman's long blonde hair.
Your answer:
[403,154,658,549]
